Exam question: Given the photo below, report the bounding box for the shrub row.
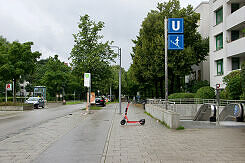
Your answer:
[169,86,215,99]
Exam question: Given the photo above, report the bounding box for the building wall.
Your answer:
[194,2,210,82]
[209,0,245,88]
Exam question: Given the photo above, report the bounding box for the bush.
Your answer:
[168,93,195,99]
[223,70,242,100]
[226,74,242,100]
[195,86,215,99]
[187,80,209,93]
[220,89,229,99]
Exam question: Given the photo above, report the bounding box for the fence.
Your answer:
[147,98,245,106]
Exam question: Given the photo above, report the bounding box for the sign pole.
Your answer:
[5,85,7,103]
[89,78,91,112]
[165,17,168,110]
[13,79,14,102]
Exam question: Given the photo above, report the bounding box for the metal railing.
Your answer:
[146,98,245,106]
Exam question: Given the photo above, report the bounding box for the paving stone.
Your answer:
[103,103,245,162]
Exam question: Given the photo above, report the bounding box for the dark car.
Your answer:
[95,97,106,107]
[25,97,45,109]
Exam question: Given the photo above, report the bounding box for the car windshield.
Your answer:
[27,97,39,101]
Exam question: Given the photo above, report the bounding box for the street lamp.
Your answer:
[110,46,122,114]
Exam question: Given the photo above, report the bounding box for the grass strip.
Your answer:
[66,101,82,105]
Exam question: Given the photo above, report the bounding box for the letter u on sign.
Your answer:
[168,18,184,34]
[172,21,180,31]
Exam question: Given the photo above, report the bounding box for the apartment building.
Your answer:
[209,0,245,88]
[194,1,210,82]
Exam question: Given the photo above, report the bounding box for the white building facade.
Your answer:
[194,1,210,82]
[209,0,245,88]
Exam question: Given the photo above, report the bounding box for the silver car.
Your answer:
[25,97,45,109]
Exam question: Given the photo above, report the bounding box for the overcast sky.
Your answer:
[0,0,203,70]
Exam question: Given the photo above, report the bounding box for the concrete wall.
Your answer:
[145,104,180,129]
[175,104,202,120]
[0,106,24,111]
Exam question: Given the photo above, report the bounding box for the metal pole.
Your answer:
[164,17,168,110]
[119,48,122,114]
[89,77,91,112]
[13,79,14,103]
[5,85,7,102]
[216,88,220,126]
[110,85,112,102]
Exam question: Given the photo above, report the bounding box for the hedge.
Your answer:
[168,93,195,99]
[195,86,215,99]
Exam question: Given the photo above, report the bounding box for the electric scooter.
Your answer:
[120,101,145,125]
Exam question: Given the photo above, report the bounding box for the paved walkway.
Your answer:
[103,103,245,163]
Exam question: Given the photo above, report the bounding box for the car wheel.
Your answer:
[34,104,39,109]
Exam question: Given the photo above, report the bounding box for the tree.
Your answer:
[131,0,209,98]
[70,14,117,94]
[0,40,41,102]
[40,55,71,99]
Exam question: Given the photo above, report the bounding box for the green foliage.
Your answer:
[40,55,72,97]
[176,126,185,130]
[0,37,41,102]
[168,93,195,99]
[66,101,82,105]
[223,70,240,84]
[241,62,245,100]
[226,74,241,100]
[187,80,209,93]
[223,70,243,100]
[130,0,209,97]
[70,14,117,94]
[220,89,229,99]
[195,86,215,99]
[90,106,103,110]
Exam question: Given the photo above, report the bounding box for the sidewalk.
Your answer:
[103,103,245,163]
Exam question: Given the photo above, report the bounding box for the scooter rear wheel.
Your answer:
[139,119,145,125]
[120,119,126,125]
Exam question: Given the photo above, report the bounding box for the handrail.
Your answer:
[146,98,245,106]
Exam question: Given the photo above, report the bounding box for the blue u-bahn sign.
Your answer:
[168,18,184,50]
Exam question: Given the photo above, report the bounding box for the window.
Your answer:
[231,3,239,13]
[216,7,223,25]
[217,59,223,75]
[231,30,240,41]
[232,58,240,70]
[216,33,223,50]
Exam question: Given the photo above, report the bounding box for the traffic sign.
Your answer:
[168,34,184,50]
[168,18,184,33]
[6,84,12,91]
[84,73,91,87]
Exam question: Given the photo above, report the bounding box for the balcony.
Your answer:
[227,37,245,57]
[226,5,245,30]
[226,0,245,4]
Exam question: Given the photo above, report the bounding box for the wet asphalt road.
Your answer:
[33,106,116,163]
[0,103,86,141]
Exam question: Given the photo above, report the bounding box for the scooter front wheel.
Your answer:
[120,119,126,125]
[139,119,145,125]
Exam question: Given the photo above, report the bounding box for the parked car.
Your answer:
[95,97,106,107]
[108,95,115,102]
[25,97,45,109]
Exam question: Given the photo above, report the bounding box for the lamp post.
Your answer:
[110,46,122,114]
